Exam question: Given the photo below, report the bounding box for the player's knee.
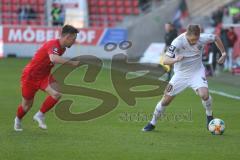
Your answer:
[201,94,209,101]
[161,98,171,106]
[51,92,62,100]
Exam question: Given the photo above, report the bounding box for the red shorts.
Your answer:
[21,74,55,100]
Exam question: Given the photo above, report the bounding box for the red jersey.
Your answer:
[23,39,65,80]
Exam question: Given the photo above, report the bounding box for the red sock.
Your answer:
[17,105,26,119]
[40,96,59,113]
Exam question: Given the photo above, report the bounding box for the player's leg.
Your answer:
[197,87,214,127]
[142,90,175,132]
[142,75,189,131]
[190,68,214,129]
[14,83,37,131]
[33,81,61,129]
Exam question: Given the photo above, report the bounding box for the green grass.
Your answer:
[0,58,240,160]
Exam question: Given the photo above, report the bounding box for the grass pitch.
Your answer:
[0,58,239,160]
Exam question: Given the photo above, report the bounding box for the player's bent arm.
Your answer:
[214,36,227,64]
[163,54,183,65]
[49,54,79,66]
[214,36,227,56]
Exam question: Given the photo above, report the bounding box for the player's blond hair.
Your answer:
[186,24,201,36]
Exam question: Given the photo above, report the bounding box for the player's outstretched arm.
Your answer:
[49,54,79,66]
[214,36,227,64]
[163,54,184,65]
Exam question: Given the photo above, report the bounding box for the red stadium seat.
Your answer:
[2,13,11,19]
[89,15,97,21]
[133,8,140,15]
[2,0,9,4]
[37,5,45,13]
[116,15,124,21]
[107,15,115,21]
[98,0,106,7]
[20,0,28,4]
[90,7,98,14]
[11,13,18,20]
[37,0,45,5]
[11,0,19,4]
[2,19,11,25]
[12,19,20,25]
[107,7,115,14]
[108,22,116,27]
[125,8,132,15]
[106,1,114,7]
[89,0,97,6]
[2,4,11,12]
[29,0,36,5]
[116,7,124,15]
[29,20,38,25]
[124,1,132,7]
[133,0,139,7]
[99,7,107,14]
[12,5,19,12]
[115,0,123,7]
[20,20,28,25]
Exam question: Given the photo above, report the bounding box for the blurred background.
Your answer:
[0,0,240,80]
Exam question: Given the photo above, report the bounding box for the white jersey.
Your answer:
[166,33,216,77]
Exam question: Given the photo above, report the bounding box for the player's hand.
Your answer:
[217,52,227,64]
[175,55,184,62]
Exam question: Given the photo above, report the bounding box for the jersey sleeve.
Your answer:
[165,39,181,58]
[200,33,216,44]
[47,46,61,55]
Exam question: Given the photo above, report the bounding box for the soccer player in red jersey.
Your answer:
[14,25,79,131]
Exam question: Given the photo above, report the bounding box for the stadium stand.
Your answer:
[0,0,46,25]
[87,0,140,27]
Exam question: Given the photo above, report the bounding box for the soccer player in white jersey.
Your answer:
[143,24,227,131]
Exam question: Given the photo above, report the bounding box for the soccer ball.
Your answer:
[208,118,225,135]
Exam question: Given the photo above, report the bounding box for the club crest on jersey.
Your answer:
[53,47,59,55]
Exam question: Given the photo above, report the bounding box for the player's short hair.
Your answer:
[186,24,201,37]
[61,25,79,35]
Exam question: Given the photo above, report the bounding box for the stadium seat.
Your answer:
[90,7,98,14]
[116,15,124,21]
[107,7,115,14]
[107,1,114,7]
[107,15,115,21]
[98,0,106,7]
[133,0,139,7]
[11,13,18,20]
[115,0,123,7]
[12,5,19,12]
[20,0,28,4]
[37,6,45,13]
[37,0,45,5]
[2,4,11,12]
[116,7,124,15]
[12,19,19,25]
[11,0,19,4]
[2,0,9,4]
[133,8,140,15]
[99,7,107,14]
[125,8,132,15]
[124,1,132,7]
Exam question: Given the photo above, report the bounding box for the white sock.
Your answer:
[15,117,21,123]
[150,101,166,125]
[36,111,44,117]
[202,96,213,116]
